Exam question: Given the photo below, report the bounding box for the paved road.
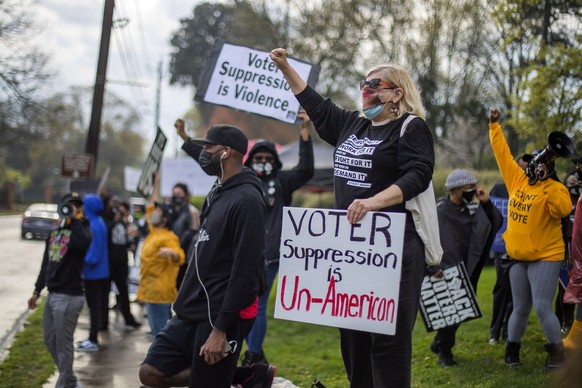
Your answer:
[0,215,45,358]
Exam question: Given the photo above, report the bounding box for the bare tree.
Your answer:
[0,0,52,181]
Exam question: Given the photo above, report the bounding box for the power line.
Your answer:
[133,0,152,70]
[111,4,153,115]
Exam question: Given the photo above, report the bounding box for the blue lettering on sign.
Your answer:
[490,196,508,254]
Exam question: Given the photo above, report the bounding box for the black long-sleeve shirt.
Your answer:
[34,218,92,296]
[296,85,434,217]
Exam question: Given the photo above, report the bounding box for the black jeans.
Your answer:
[339,230,425,388]
[434,325,459,352]
[84,278,109,342]
[100,260,137,327]
[489,256,513,340]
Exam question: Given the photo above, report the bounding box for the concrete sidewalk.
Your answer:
[43,303,150,387]
[42,303,297,388]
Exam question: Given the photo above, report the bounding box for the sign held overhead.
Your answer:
[196,40,320,124]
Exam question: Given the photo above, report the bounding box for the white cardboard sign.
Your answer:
[159,158,216,197]
[275,207,406,335]
[200,43,315,124]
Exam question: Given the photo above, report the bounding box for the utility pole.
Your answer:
[85,0,115,177]
[154,60,162,134]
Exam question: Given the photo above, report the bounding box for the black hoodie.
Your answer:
[173,168,266,332]
[34,217,93,296]
[244,137,314,262]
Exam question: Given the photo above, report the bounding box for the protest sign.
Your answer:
[160,158,216,197]
[419,262,482,332]
[195,40,320,124]
[274,207,405,335]
[124,166,141,193]
[490,195,508,254]
[137,127,167,197]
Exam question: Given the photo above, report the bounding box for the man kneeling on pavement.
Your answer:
[139,122,275,388]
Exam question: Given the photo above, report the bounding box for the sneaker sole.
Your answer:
[264,365,276,388]
[505,362,521,367]
[75,348,100,352]
[544,364,562,372]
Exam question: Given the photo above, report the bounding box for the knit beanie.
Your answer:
[445,169,478,190]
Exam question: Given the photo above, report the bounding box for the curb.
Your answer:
[0,307,32,362]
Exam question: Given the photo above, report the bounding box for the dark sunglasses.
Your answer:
[359,78,397,91]
[253,155,275,163]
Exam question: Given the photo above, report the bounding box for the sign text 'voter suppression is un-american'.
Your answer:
[274,207,405,335]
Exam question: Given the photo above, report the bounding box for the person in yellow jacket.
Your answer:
[137,173,185,338]
[489,108,571,370]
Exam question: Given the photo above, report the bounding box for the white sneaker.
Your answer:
[76,338,89,346]
[75,340,100,352]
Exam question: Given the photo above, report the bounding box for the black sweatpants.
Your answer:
[339,230,426,388]
[143,316,254,388]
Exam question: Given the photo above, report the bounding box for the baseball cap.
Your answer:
[61,192,83,205]
[191,124,248,155]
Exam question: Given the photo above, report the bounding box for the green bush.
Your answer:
[189,195,206,210]
[291,190,335,209]
[287,169,505,209]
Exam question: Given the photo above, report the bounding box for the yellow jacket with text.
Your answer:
[489,121,571,261]
[137,204,185,303]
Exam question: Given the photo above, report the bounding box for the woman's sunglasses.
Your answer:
[359,78,397,91]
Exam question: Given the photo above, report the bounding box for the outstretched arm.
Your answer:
[175,119,189,142]
[175,118,203,161]
[270,48,308,95]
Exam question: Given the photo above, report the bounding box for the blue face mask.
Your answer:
[363,104,384,120]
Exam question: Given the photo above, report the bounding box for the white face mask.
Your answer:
[252,162,274,177]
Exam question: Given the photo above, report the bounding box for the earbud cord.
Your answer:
[192,189,238,352]
[192,154,239,351]
[192,155,223,330]
[192,236,214,328]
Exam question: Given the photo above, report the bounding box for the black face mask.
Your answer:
[172,196,185,206]
[198,150,223,176]
[462,189,476,203]
[569,186,581,201]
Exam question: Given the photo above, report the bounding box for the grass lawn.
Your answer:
[262,264,572,388]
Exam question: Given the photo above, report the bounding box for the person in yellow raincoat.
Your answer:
[138,173,185,337]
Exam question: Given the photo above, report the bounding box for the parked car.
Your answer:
[21,203,60,240]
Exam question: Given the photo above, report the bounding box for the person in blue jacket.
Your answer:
[76,194,109,352]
